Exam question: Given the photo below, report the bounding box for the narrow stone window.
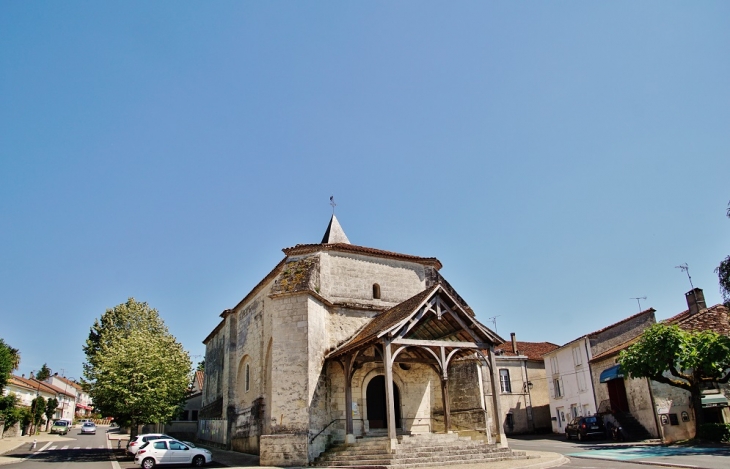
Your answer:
[373,283,381,299]
[245,363,250,392]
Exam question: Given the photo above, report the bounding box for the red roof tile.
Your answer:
[497,341,560,361]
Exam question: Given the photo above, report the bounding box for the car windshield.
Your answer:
[139,442,149,449]
[55,421,67,426]
[84,423,94,426]
[584,417,598,424]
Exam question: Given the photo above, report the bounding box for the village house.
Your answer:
[591,288,730,443]
[543,308,656,435]
[46,373,93,419]
[1,374,75,436]
[199,215,526,466]
[492,335,558,434]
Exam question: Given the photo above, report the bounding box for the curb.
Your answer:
[570,454,711,469]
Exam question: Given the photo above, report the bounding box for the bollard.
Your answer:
[31,439,37,450]
[118,440,122,449]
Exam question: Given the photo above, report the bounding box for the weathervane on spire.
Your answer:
[330,196,336,214]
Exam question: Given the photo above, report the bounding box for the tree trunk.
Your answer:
[691,385,704,438]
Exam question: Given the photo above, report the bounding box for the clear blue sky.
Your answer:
[2,2,728,381]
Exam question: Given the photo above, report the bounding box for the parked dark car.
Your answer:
[565,416,605,441]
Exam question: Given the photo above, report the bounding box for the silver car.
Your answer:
[80,422,96,434]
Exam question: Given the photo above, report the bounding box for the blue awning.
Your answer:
[600,364,624,383]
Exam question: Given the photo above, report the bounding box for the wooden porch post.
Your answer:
[383,339,398,452]
[439,346,451,433]
[488,346,508,447]
[440,378,451,433]
[344,357,355,444]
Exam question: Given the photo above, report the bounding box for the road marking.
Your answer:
[107,436,122,469]
[87,447,92,449]
[74,446,80,449]
[61,445,69,450]
[49,446,58,450]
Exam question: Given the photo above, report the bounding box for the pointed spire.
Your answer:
[321,214,350,244]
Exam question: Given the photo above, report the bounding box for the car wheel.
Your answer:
[578,432,584,442]
[192,456,205,467]
[142,458,156,469]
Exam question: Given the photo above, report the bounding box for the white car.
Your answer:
[127,433,174,456]
[134,439,212,468]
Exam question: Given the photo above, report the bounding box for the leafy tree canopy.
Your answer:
[0,339,13,394]
[619,322,730,429]
[45,397,59,421]
[83,298,191,433]
[196,359,205,371]
[0,393,23,428]
[36,363,52,382]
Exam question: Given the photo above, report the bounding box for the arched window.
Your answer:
[373,283,381,299]
[245,363,250,392]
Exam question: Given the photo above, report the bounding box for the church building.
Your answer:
[199,215,511,466]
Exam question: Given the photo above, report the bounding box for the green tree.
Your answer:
[44,397,59,430]
[29,396,46,434]
[619,323,730,432]
[36,363,52,382]
[0,393,23,428]
[83,298,191,437]
[196,359,205,372]
[0,339,14,392]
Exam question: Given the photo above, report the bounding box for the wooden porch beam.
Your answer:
[392,338,488,348]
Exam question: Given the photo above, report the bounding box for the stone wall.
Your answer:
[590,311,655,356]
[525,361,552,431]
[319,252,426,308]
[269,294,311,433]
[330,355,438,436]
[448,361,487,434]
[260,434,308,467]
[202,328,227,417]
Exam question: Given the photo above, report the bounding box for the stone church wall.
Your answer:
[201,325,226,418]
[447,361,487,434]
[230,291,268,454]
[319,252,426,307]
[261,293,310,466]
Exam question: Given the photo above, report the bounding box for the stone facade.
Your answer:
[199,217,501,466]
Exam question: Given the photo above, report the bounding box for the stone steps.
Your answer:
[312,434,530,468]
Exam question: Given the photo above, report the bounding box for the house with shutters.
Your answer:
[199,215,526,467]
[542,308,656,434]
[591,288,730,443]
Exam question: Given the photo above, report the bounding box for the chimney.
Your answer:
[511,332,518,354]
[685,288,707,316]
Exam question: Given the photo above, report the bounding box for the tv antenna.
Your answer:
[329,196,337,214]
[675,263,695,290]
[487,315,501,333]
[630,296,647,312]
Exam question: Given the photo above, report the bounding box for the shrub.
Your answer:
[697,423,730,442]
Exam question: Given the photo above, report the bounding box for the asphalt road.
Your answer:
[508,434,730,469]
[2,427,112,469]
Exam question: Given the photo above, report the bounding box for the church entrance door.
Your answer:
[366,375,401,429]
